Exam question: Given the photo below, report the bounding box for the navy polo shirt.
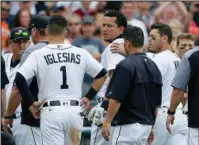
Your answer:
[106,53,162,126]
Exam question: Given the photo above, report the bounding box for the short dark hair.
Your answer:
[124,25,144,48]
[48,15,67,36]
[104,10,127,30]
[150,23,172,44]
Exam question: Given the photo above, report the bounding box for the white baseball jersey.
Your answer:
[18,43,103,102]
[152,50,182,108]
[97,38,125,98]
[3,53,21,113]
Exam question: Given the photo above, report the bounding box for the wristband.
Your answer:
[102,123,111,127]
[4,116,13,119]
[85,87,98,100]
[167,109,175,115]
[101,100,109,111]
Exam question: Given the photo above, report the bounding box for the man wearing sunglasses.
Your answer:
[2,27,31,145]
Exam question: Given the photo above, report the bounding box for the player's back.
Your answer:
[31,43,100,101]
[153,50,181,107]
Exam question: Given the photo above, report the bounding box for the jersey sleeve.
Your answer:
[106,64,132,103]
[17,52,38,80]
[107,49,125,71]
[85,51,104,78]
[171,55,191,91]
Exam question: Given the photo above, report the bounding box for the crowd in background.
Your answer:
[1,1,199,53]
[1,1,198,100]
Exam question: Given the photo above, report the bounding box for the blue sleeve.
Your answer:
[106,64,132,103]
[171,54,190,91]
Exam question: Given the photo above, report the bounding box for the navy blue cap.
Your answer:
[30,15,50,29]
[10,27,30,41]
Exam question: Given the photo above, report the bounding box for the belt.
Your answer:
[43,100,81,108]
[13,112,22,119]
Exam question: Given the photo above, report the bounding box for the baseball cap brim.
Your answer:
[11,37,30,41]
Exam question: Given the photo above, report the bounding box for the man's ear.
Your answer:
[162,35,168,44]
[64,31,68,38]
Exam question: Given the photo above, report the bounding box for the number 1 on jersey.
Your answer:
[60,66,69,89]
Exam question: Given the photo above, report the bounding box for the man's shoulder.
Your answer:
[25,42,48,54]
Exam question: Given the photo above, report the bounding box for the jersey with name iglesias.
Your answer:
[17,43,103,102]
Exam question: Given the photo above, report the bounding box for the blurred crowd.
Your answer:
[1,1,199,54]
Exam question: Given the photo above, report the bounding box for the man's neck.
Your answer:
[12,55,20,62]
[158,44,171,53]
[48,36,65,44]
[128,47,143,55]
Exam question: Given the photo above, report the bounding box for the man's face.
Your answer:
[148,29,162,53]
[1,2,10,20]
[178,39,195,58]
[102,16,122,41]
[120,2,134,20]
[10,39,30,57]
[82,23,95,38]
[68,18,81,34]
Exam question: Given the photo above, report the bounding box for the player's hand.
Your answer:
[147,128,155,145]
[1,118,12,135]
[3,118,13,128]
[110,42,126,56]
[29,101,43,119]
[102,124,110,141]
[81,97,90,109]
[166,114,175,134]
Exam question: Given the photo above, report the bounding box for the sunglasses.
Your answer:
[14,31,29,37]
[2,7,9,12]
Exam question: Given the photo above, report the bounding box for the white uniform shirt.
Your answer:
[18,43,103,102]
[3,53,22,113]
[152,50,182,108]
[97,38,125,98]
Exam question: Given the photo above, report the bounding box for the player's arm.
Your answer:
[82,51,107,107]
[169,54,190,112]
[15,52,38,108]
[6,88,22,117]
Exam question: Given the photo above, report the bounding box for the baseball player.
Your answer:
[3,27,31,145]
[148,23,188,145]
[166,46,199,145]
[102,25,162,145]
[5,15,49,145]
[14,15,107,145]
[87,10,127,145]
